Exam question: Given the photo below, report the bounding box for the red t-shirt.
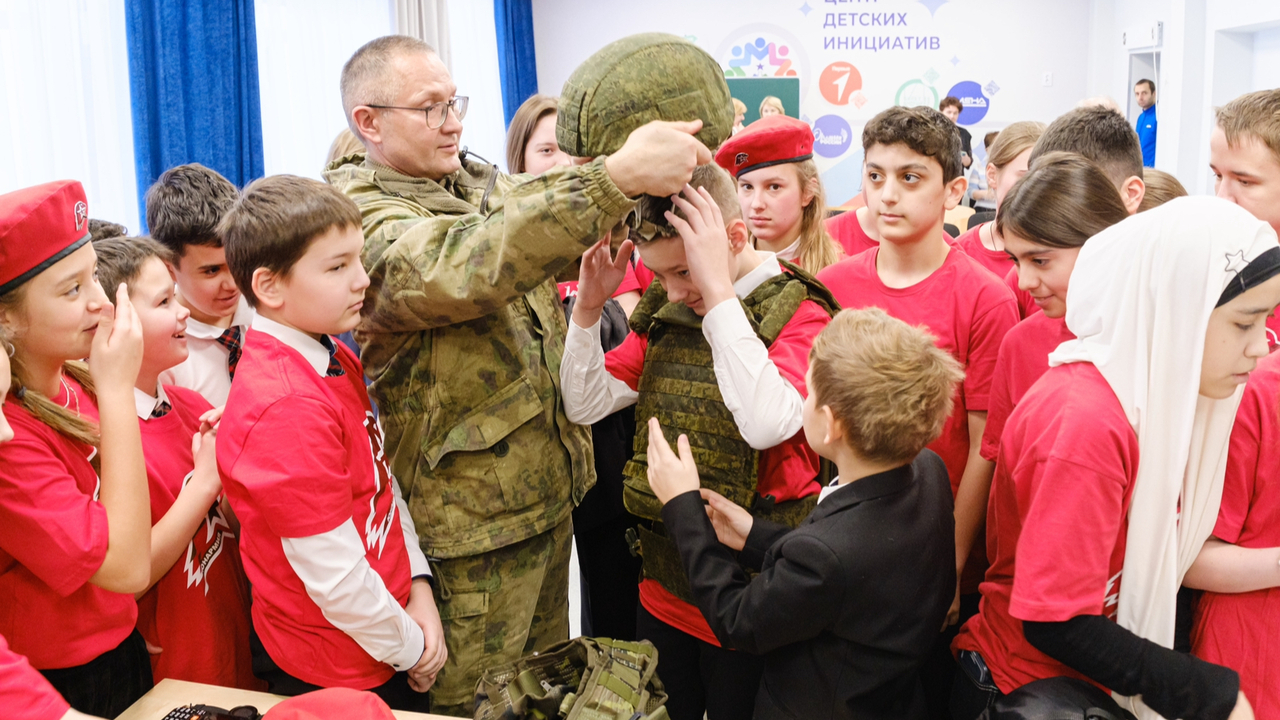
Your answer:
[0,634,69,720]
[218,332,414,689]
[1004,266,1041,319]
[606,297,829,645]
[557,260,644,301]
[816,247,1019,494]
[955,362,1138,692]
[1192,351,1280,717]
[825,209,956,258]
[0,377,137,670]
[955,224,1014,281]
[980,312,1076,462]
[136,386,259,690]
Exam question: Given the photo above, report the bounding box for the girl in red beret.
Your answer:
[0,181,153,717]
[715,115,842,276]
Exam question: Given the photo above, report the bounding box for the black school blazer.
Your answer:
[661,450,956,720]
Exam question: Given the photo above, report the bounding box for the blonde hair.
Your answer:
[731,98,747,116]
[1137,169,1188,212]
[759,96,785,116]
[786,160,842,274]
[634,164,740,243]
[325,128,365,171]
[1215,89,1280,167]
[986,121,1046,170]
[809,308,964,463]
[0,285,100,449]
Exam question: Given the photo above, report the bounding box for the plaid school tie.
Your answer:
[320,335,345,377]
[214,326,243,380]
[150,398,172,419]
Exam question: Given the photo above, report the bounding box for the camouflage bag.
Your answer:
[473,637,669,720]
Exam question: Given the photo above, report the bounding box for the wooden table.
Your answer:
[117,679,454,719]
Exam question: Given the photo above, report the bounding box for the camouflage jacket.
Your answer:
[323,153,636,558]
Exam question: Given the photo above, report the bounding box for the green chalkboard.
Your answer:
[726,77,802,125]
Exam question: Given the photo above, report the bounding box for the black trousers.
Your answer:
[40,629,153,718]
[949,650,1005,720]
[249,628,431,713]
[636,604,763,720]
[921,592,982,719]
[575,511,642,640]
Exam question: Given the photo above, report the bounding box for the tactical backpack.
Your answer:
[473,637,670,720]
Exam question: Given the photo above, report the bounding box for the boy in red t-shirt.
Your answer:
[216,176,444,712]
[92,236,260,691]
[814,105,1019,715]
[561,160,835,720]
[1210,89,1280,350]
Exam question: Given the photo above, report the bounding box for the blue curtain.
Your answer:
[125,0,264,229]
[494,0,539,127]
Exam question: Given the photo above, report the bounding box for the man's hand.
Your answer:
[405,579,447,692]
[700,489,754,551]
[572,234,634,329]
[666,185,737,310]
[605,120,713,198]
[646,418,701,504]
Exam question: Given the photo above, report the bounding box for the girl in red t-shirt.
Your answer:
[1186,351,1280,717]
[953,197,1280,720]
[719,115,843,275]
[979,154,1129,462]
[0,181,152,717]
[955,121,1045,280]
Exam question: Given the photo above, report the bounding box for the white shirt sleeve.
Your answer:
[391,478,431,579]
[560,316,639,425]
[701,298,805,450]
[282,520,425,672]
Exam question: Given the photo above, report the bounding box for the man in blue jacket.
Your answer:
[1135,79,1157,166]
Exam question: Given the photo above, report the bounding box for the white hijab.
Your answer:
[1047,196,1280,719]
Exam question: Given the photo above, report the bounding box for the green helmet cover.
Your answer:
[557,32,734,158]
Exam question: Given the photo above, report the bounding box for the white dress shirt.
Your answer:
[561,253,805,450]
[252,314,431,673]
[159,297,254,406]
[133,384,171,420]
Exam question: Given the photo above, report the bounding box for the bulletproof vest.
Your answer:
[474,637,669,720]
[622,262,839,603]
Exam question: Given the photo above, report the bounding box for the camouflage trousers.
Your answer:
[429,517,572,717]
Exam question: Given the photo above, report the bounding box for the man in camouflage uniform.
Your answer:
[324,35,713,716]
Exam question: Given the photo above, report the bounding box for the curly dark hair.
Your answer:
[862,106,963,182]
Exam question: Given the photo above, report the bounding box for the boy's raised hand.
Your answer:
[575,234,632,312]
[88,283,144,394]
[666,185,737,311]
[646,417,701,503]
[699,489,754,552]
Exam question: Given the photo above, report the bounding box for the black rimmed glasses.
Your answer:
[366,96,469,129]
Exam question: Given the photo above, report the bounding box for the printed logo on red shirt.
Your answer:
[1103,570,1122,620]
[362,411,398,558]
[181,470,234,595]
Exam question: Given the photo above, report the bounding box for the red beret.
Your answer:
[0,180,91,295]
[715,115,814,178]
[263,688,395,720]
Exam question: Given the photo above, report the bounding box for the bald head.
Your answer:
[341,35,437,135]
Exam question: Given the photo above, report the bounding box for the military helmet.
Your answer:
[557,33,734,158]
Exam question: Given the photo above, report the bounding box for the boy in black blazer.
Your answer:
[647,307,962,719]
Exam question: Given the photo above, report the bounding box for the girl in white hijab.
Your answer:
[953,196,1280,720]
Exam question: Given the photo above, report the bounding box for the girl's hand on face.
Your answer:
[87,284,143,393]
[646,417,701,504]
[666,185,736,309]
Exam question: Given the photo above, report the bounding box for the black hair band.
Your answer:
[1217,246,1280,307]
[734,153,814,178]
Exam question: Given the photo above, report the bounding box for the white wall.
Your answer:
[1254,27,1280,92]
[531,0,1092,205]
[0,0,139,231]
[255,0,393,179]
[446,0,508,168]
